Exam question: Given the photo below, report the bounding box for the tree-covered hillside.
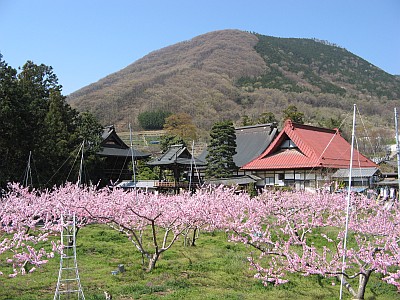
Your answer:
[238,34,400,98]
[67,30,400,138]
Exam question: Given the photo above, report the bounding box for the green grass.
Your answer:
[0,224,398,300]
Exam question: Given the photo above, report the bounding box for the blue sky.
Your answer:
[1,0,399,95]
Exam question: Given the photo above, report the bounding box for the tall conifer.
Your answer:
[205,121,237,178]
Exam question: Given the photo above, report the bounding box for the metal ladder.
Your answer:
[54,214,85,300]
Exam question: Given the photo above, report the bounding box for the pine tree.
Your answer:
[257,111,277,124]
[160,134,186,153]
[0,55,23,185]
[0,56,103,188]
[205,121,237,179]
[282,105,305,124]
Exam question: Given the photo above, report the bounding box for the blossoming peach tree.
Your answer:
[1,183,399,300]
[84,187,199,272]
[0,183,207,275]
[218,189,400,300]
[0,183,99,276]
[0,184,54,277]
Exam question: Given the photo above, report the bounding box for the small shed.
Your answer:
[204,174,261,192]
[147,144,206,193]
[331,167,380,190]
[116,180,158,193]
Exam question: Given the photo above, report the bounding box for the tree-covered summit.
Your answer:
[237,33,400,98]
[67,30,400,134]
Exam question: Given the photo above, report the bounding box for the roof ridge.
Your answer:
[242,120,377,170]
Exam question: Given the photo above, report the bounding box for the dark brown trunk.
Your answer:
[191,227,198,246]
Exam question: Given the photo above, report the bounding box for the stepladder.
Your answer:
[54,214,85,300]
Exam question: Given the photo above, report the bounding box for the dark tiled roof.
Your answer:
[148,144,206,166]
[98,125,150,158]
[234,124,278,167]
[97,147,150,158]
[332,167,379,178]
[205,175,261,186]
[199,123,278,168]
[101,125,129,149]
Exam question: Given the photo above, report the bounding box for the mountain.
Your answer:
[67,29,400,133]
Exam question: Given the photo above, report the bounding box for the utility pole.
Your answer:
[394,108,400,194]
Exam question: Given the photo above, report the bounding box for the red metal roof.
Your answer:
[242,120,378,170]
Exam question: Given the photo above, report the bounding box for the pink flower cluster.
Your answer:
[0,183,399,298]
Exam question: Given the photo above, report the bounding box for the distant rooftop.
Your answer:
[199,123,278,168]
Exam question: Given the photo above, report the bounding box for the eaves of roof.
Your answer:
[205,175,261,186]
[97,147,150,158]
[147,157,206,167]
[242,120,378,171]
[243,148,320,170]
[332,167,379,178]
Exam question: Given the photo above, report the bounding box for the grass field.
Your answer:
[0,224,398,299]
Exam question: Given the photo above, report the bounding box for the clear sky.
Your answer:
[1,0,399,95]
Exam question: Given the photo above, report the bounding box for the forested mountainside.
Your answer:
[239,34,400,98]
[67,29,400,135]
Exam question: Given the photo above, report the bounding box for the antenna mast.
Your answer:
[55,141,86,299]
[189,141,194,192]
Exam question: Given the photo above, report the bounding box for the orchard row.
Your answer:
[1,183,399,299]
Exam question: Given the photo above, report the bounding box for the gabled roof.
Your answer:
[199,123,278,168]
[234,123,278,167]
[242,120,378,170]
[98,125,150,158]
[101,125,129,149]
[148,144,206,166]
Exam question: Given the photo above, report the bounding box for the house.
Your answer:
[198,123,278,173]
[242,120,379,191]
[147,144,206,193]
[98,125,151,185]
[197,123,278,190]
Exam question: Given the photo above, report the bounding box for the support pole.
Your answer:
[395,108,400,195]
[129,123,137,193]
[339,103,356,300]
[78,141,84,186]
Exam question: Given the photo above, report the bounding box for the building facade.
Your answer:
[242,120,378,191]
